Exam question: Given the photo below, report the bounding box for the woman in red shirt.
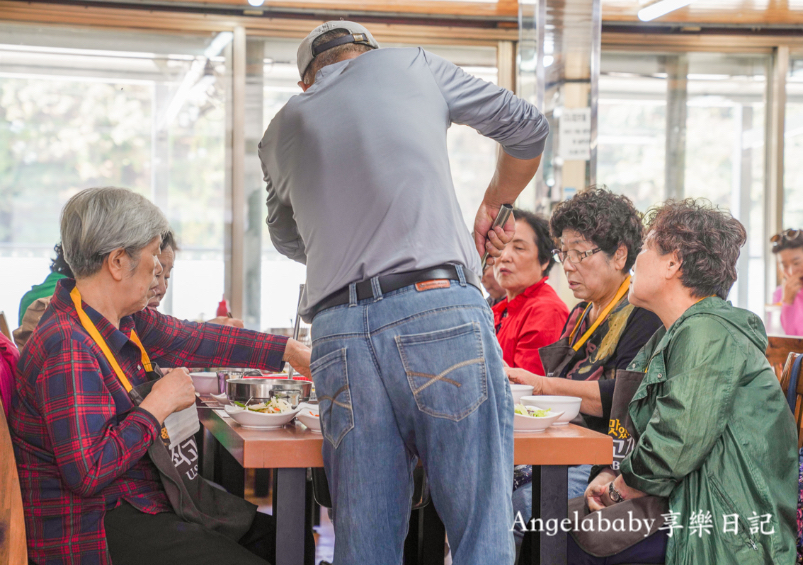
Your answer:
[492,209,569,376]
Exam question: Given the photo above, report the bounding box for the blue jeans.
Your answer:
[310,273,515,565]
[511,464,592,547]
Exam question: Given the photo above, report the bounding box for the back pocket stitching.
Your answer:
[407,357,484,394]
[396,322,488,421]
[317,384,352,409]
[311,348,354,448]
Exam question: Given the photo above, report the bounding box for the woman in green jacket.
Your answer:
[583,199,798,565]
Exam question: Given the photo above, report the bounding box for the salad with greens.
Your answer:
[514,404,552,418]
[233,397,293,414]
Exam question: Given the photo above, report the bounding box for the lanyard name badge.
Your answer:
[569,275,632,352]
[70,287,200,448]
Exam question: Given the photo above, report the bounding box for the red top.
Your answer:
[492,278,569,376]
[0,330,19,418]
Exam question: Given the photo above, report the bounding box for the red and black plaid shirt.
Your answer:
[11,278,288,565]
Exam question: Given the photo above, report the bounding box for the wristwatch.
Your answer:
[608,481,625,503]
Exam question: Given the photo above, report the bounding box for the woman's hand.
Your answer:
[505,367,545,394]
[782,275,803,305]
[284,338,312,379]
[139,367,197,424]
[206,316,245,328]
[584,467,616,512]
[588,472,647,511]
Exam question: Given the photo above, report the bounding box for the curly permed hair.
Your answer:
[644,199,746,300]
[50,243,74,278]
[549,187,644,273]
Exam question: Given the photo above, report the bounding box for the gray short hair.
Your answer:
[60,187,169,278]
[303,29,372,85]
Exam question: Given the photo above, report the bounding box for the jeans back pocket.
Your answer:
[311,348,354,448]
[395,322,488,421]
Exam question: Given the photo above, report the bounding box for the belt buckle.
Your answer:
[415,279,451,292]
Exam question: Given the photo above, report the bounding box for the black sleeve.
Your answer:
[598,379,617,423]
[612,307,663,371]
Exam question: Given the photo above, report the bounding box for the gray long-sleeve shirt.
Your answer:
[259,47,549,319]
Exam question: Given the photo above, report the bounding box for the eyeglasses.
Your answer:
[771,230,803,247]
[552,247,602,265]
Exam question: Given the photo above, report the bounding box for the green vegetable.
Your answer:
[514,404,552,418]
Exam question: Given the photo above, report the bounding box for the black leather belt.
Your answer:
[309,264,482,320]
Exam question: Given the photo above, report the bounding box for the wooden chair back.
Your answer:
[0,312,11,341]
[767,335,803,381]
[0,397,28,565]
[779,352,803,450]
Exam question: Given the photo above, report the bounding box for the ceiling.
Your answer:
[100,0,803,25]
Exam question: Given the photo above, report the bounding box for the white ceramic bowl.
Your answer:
[190,372,219,395]
[521,396,582,426]
[224,404,300,429]
[513,410,564,432]
[296,408,321,433]
[210,392,230,406]
[509,384,535,405]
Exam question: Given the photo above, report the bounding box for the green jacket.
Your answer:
[18,271,66,325]
[620,297,797,565]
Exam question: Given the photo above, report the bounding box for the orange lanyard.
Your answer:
[569,275,632,352]
[70,287,153,392]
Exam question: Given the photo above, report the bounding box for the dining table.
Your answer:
[198,404,612,565]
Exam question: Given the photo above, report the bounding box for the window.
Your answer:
[785,54,803,230]
[598,51,768,314]
[0,23,230,324]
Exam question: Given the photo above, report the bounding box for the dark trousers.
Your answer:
[567,529,668,565]
[105,501,276,565]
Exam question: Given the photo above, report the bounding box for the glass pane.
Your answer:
[785,55,803,229]
[257,40,498,332]
[0,23,229,324]
[598,53,667,213]
[684,53,767,316]
[597,51,768,315]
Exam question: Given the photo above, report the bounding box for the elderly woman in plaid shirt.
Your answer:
[10,187,310,565]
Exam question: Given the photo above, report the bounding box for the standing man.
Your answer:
[259,21,549,564]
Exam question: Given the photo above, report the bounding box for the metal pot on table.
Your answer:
[225,378,312,408]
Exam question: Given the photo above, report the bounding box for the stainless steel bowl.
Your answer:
[225,378,311,408]
[269,379,312,399]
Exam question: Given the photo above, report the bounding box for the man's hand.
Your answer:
[473,201,515,266]
[505,367,545,393]
[139,368,197,425]
[782,275,803,305]
[283,338,312,379]
[584,467,616,512]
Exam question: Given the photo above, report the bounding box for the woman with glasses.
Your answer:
[771,229,803,336]
[506,188,662,506]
